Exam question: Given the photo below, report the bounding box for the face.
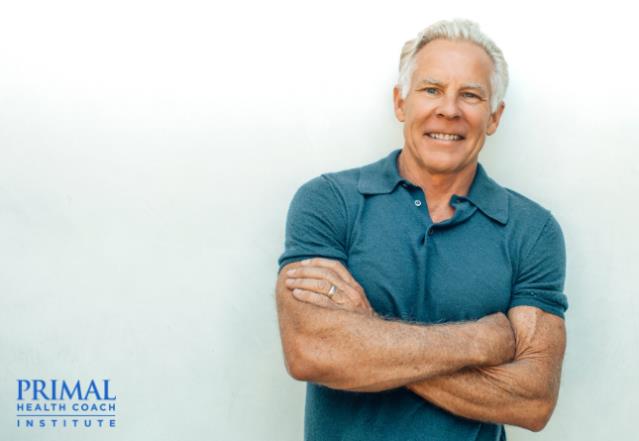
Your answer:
[394,39,505,176]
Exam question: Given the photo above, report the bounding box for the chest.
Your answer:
[346,199,513,323]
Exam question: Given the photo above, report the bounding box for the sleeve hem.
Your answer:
[278,254,348,274]
[509,289,568,319]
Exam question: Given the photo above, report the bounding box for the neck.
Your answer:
[397,150,477,222]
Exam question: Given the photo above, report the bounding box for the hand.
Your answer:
[475,312,516,366]
[285,258,375,316]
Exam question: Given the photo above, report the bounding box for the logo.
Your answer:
[16,379,117,429]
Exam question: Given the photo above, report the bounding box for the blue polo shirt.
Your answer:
[278,149,568,441]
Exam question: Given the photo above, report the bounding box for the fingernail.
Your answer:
[287,269,296,276]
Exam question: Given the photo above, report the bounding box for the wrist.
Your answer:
[473,313,516,366]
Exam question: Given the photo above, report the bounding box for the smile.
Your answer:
[426,132,464,141]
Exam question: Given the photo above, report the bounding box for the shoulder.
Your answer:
[289,168,360,213]
[279,160,376,270]
[293,153,389,208]
[475,165,564,262]
[506,189,552,219]
[504,188,551,224]
[501,187,565,265]
[286,160,372,233]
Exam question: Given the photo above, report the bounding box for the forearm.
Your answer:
[407,359,558,431]
[407,307,566,431]
[277,263,513,392]
[284,308,486,392]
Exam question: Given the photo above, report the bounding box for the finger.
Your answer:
[287,277,365,309]
[334,282,371,310]
[300,258,357,285]
[286,278,347,305]
[287,266,350,288]
[287,265,366,302]
[297,270,368,310]
[287,267,354,302]
[285,277,334,295]
[291,288,336,309]
[290,267,365,303]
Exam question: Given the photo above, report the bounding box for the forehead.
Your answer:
[412,39,494,88]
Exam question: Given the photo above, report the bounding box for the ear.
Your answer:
[486,101,505,135]
[393,86,406,122]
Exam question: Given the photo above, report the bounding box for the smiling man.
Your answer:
[276,19,567,441]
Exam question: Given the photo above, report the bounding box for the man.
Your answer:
[276,19,567,441]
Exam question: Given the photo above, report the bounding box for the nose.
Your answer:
[436,94,461,119]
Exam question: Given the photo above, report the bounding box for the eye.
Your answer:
[462,92,481,100]
[422,87,439,95]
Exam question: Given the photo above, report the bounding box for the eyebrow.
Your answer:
[419,77,445,87]
[418,77,488,95]
[462,82,488,94]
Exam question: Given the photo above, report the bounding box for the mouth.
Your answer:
[425,132,465,141]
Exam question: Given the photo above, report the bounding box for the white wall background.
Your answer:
[1,0,637,440]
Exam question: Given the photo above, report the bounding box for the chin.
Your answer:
[417,152,468,175]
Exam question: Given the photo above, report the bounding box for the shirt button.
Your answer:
[414,200,422,207]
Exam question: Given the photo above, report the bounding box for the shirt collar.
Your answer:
[357,149,405,195]
[465,163,509,225]
[357,149,509,224]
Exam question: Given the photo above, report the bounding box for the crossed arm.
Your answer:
[406,305,565,431]
[275,258,566,432]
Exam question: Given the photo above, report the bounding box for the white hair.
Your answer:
[398,19,508,112]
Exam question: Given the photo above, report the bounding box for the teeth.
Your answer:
[429,133,462,141]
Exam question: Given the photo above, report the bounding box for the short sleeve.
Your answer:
[509,214,568,318]
[277,176,349,272]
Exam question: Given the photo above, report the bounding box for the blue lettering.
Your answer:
[17,380,31,400]
[16,378,117,405]
[84,380,101,400]
[33,380,49,400]
[60,380,82,400]
[104,379,116,400]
